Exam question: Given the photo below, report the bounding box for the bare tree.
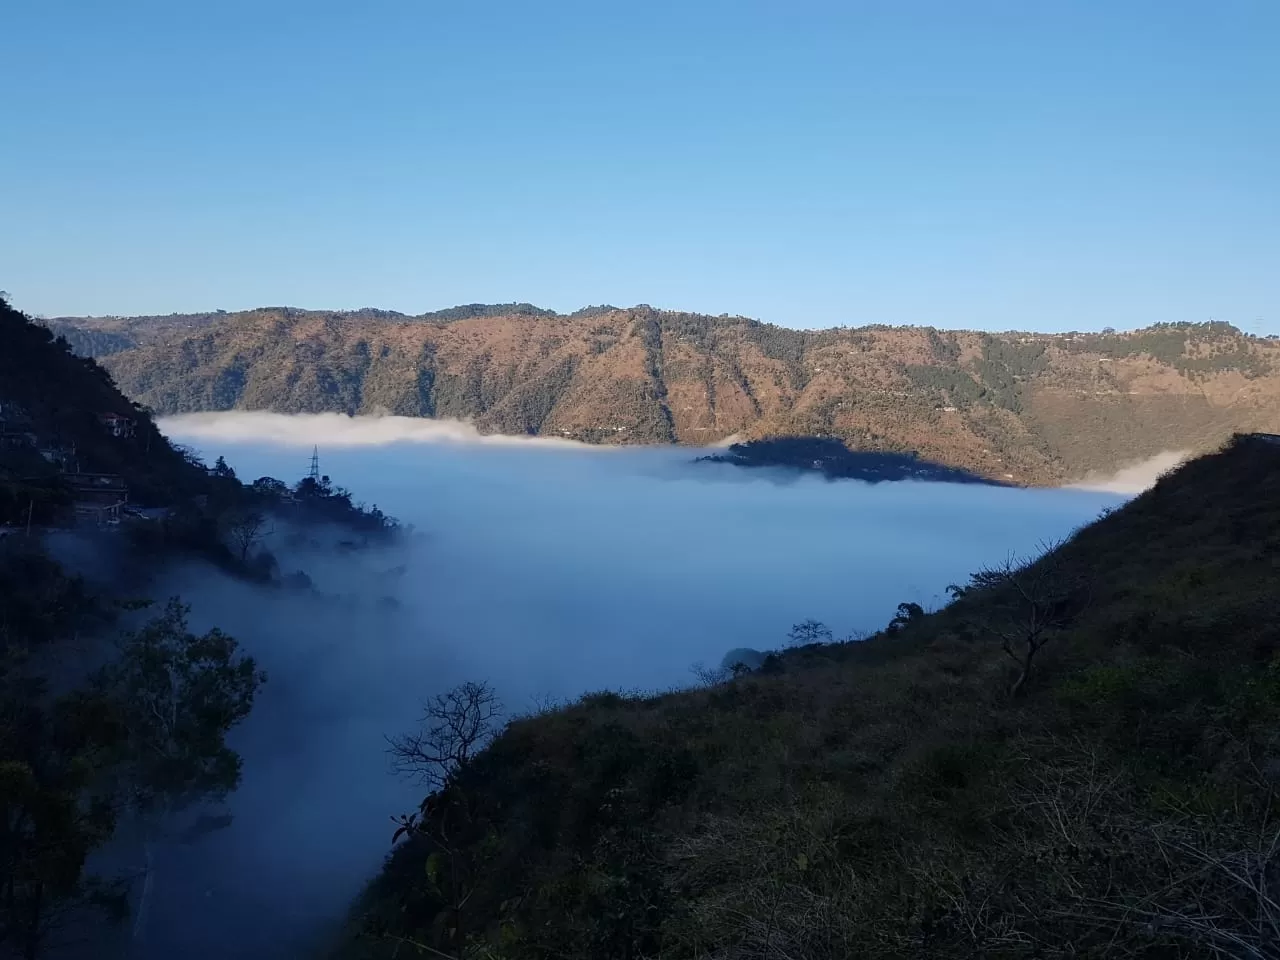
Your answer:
[690,661,730,687]
[523,691,566,718]
[383,681,503,957]
[387,681,503,789]
[787,619,833,647]
[222,510,270,563]
[170,443,204,470]
[975,540,1088,698]
[1099,826,1280,959]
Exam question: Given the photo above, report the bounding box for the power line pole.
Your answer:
[309,446,320,482]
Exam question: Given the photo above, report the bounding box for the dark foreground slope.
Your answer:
[0,298,402,960]
[340,434,1280,960]
[1,298,209,516]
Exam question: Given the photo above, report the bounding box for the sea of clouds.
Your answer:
[124,412,1154,958]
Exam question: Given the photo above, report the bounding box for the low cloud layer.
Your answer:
[164,411,599,449]
[1069,450,1192,494]
[134,412,1127,958]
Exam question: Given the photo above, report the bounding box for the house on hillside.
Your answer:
[0,401,37,449]
[38,442,78,472]
[0,426,37,449]
[123,505,172,522]
[66,472,129,525]
[98,412,135,438]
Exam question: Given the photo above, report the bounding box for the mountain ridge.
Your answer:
[44,305,1280,484]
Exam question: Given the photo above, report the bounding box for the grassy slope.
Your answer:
[47,308,1280,484]
[341,435,1280,959]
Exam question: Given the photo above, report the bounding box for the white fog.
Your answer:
[124,413,1131,957]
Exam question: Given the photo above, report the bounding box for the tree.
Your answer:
[721,647,766,676]
[972,542,1088,698]
[221,510,270,563]
[96,598,264,814]
[387,681,503,790]
[250,477,288,500]
[211,456,236,481]
[295,475,332,500]
[1,599,263,958]
[690,661,730,686]
[381,682,504,956]
[0,681,125,960]
[888,602,925,633]
[170,444,204,471]
[0,546,122,958]
[787,620,833,647]
[93,599,264,949]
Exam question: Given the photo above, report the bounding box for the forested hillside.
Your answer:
[340,433,1280,960]
[47,306,1280,483]
[1,296,403,958]
[0,297,268,959]
[1,298,211,524]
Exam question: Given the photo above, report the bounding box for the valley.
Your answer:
[8,3,1278,956]
[8,300,1280,960]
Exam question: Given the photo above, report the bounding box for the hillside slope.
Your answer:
[341,434,1280,960]
[47,307,1280,484]
[0,298,210,520]
[0,297,403,959]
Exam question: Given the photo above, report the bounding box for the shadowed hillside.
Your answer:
[0,297,212,522]
[700,436,1003,484]
[337,434,1280,959]
[46,307,1280,484]
[0,296,409,960]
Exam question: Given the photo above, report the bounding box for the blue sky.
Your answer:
[2,1,1276,332]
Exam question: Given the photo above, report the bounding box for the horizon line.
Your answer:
[29,299,1265,340]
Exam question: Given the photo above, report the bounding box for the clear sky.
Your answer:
[2,1,1277,332]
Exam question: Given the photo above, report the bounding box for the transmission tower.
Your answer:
[309,446,320,481]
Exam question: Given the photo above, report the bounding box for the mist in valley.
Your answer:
[123,413,1130,957]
